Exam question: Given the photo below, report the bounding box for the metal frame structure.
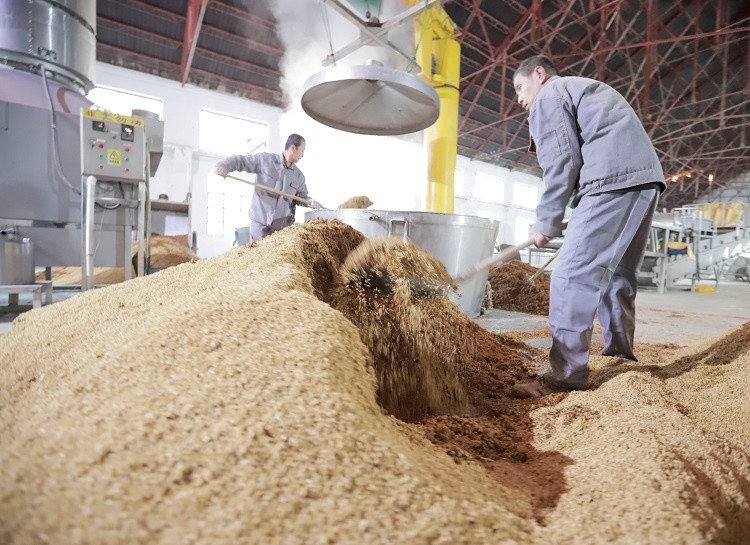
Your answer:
[95,0,750,210]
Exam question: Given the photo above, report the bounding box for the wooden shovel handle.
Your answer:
[529,247,561,282]
[454,238,535,283]
[225,173,318,207]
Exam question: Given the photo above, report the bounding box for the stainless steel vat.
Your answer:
[305,209,499,317]
[0,231,35,285]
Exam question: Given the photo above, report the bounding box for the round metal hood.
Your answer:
[301,64,440,135]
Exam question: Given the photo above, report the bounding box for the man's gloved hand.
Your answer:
[306,198,324,210]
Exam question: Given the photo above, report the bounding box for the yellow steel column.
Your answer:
[408,2,460,213]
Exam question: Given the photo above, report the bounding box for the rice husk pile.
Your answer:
[337,195,373,209]
[3,219,750,544]
[137,233,198,269]
[488,260,550,315]
[35,234,198,286]
[0,219,532,544]
[36,265,126,286]
[331,237,479,422]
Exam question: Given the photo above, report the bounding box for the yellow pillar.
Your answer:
[408,2,460,213]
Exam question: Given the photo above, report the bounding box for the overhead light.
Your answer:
[301,61,440,136]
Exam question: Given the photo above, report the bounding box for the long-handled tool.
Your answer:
[453,238,535,283]
[226,173,325,209]
[529,247,560,282]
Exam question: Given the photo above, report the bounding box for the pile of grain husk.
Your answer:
[331,237,474,421]
[35,265,126,286]
[337,195,373,209]
[34,234,198,286]
[488,260,550,315]
[0,219,532,544]
[135,233,198,269]
[3,219,750,544]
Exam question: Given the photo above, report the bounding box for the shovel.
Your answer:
[226,173,326,209]
[528,247,560,282]
[453,238,535,283]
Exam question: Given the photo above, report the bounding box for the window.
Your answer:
[206,173,253,237]
[513,182,538,209]
[476,209,501,222]
[473,172,504,203]
[454,167,465,196]
[514,215,533,245]
[86,87,163,118]
[199,110,269,156]
[200,112,269,237]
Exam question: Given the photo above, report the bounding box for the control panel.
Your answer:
[80,108,146,182]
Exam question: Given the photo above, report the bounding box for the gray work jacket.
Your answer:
[529,76,665,237]
[216,152,308,229]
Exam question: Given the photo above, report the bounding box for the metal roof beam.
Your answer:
[180,0,209,85]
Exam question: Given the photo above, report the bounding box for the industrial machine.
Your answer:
[0,0,164,293]
[640,204,750,292]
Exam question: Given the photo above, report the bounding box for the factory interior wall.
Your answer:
[91,62,546,258]
[694,172,750,226]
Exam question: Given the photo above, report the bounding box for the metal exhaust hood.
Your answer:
[301,61,440,136]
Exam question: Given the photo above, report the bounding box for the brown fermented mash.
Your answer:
[488,261,550,315]
[2,219,749,544]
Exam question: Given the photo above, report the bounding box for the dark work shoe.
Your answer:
[510,376,572,398]
[599,350,638,362]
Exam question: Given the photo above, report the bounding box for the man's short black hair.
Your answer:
[514,55,558,78]
[285,133,305,150]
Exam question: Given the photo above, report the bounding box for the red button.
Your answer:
[98,143,104,149]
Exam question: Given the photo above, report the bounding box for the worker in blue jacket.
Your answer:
[510,55,666,398]
[215,134,320,241]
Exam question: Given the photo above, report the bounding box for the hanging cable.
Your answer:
[319,1,336,66]
[40,66,80,195]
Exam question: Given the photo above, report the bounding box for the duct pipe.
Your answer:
[407,1,460,213]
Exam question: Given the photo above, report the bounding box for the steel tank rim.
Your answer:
[304,209,499,230]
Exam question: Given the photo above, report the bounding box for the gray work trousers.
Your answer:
[545,188,659,389]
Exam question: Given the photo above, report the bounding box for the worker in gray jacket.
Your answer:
[510,55,665,398]
[215,134,319,241]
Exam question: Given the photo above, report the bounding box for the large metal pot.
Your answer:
[0,230,35,285]
[305,209,499,317]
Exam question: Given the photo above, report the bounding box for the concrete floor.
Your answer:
[2,281,750,346]
[476,279,750,352]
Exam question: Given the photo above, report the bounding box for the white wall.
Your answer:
[454,156,544,246]
[90,62,545,257]
[94,62,282,201]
